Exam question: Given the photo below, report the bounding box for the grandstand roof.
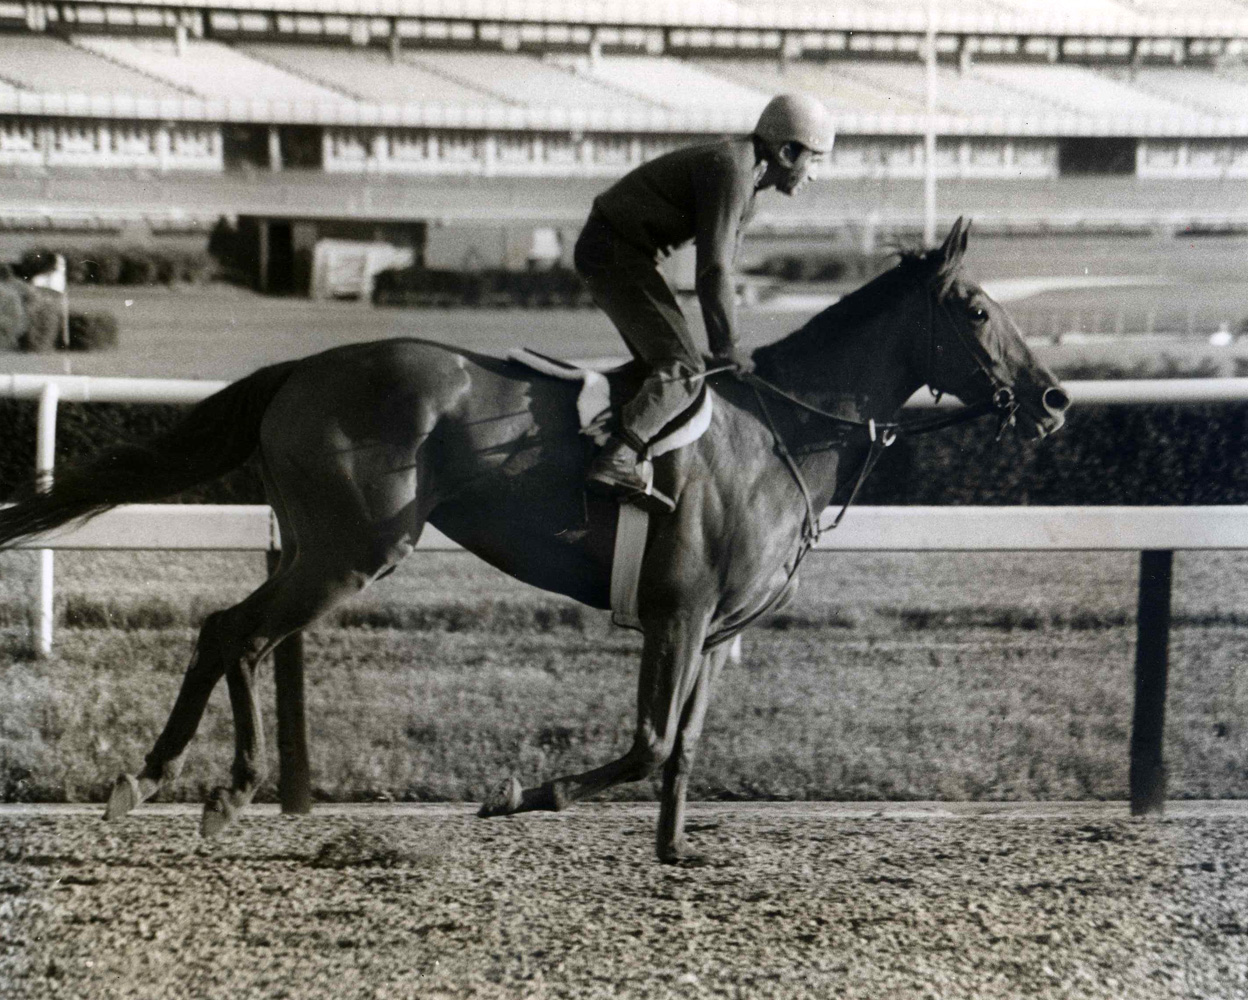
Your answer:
[1,44,1242,137]
[76,0,1248,37]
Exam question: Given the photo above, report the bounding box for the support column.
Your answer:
[268,126,282,172]
[923,0,938,247]
[35,383,59,657]
[268,549,312,814]
[1130,549,1173,816]
[257,219,270,292]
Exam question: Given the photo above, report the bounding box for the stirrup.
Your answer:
[586,455,675,514]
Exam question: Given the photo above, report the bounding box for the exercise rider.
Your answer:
[573,93,835,513]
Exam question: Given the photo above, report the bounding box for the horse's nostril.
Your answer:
[1043,386,1071,413]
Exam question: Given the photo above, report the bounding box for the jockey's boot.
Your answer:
[586,435,675,514]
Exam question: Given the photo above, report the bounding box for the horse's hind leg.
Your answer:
[104,602,246,819]
[105,459,303,821]
[106,533,416,832]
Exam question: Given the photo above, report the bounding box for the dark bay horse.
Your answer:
[0,219,1068,862]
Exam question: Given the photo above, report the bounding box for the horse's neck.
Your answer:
[752,292,925,512]
[757,300,922,425]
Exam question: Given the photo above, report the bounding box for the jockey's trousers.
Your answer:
[573,210,703,448]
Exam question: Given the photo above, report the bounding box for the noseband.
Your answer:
[743,285,1019,549]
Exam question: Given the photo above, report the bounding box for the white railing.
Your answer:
[7,371,1248,653]
[10,501,1248,554]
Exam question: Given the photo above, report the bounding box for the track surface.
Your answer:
[2,802,1247,999]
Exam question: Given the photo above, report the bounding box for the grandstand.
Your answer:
[0,0,1246,291]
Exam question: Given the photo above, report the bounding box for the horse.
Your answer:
[0,218,1068,863]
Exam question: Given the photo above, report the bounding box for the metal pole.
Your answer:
[923,0,938,246]
[35,382,59,656]
[1130,549,1173,815]
[267,548,312,814]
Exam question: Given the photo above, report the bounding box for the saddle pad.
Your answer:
[507,348,713,456]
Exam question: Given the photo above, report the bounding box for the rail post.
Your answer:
[1130,549,1173,815]
[267,548,312,814]
[35,382,59,657]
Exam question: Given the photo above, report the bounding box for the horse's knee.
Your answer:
[629,732,674,780]
[663,743,697,781]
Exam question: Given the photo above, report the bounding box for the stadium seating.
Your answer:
[696,59,924,115]
[835,61,1072,118]
[0,34,188,97]
[975,64,1205,120]
[243,44,512,108]
[557,55,771,113]
[75,38,347,103]
[1104,67,1248,118]
[410,51,659,111]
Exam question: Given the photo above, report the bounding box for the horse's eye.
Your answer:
[970,306,988,323]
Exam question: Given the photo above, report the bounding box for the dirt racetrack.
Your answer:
[2,802,1247,1000]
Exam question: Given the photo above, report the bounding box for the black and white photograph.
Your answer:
[2,0,1248,996]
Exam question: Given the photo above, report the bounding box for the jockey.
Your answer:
[574,92,834,513]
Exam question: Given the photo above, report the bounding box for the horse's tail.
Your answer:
[0,360,298,549]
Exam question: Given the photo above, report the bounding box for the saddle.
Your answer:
[508,348,715,630]
[507,347,713,475]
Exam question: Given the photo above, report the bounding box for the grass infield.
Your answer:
[2,548,1246,805]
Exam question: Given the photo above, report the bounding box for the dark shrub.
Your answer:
[17,248,57,280]
[17,286,62,352]
[155,251,180,286]
[177,248,215,284]
[67,310,119,351]
[0,281,24,350]
[373,264,589,308]
[92,245,123,285]
[119,247,159,286]
[207,216,240,277]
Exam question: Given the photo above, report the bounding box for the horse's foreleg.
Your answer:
[480,612,711,830]
[656,643,730,864]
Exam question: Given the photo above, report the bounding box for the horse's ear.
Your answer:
[939,217,969,262]
[932,216,969,294]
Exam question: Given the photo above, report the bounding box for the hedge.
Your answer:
[374,265,592,309]
[16,245,215,287]
[1,398,1246,509]
[67,311,120,352]
[0,279,64,352]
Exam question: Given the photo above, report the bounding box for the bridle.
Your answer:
[743,283,1020,551]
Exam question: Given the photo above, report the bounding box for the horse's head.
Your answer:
[917,218,1069,439]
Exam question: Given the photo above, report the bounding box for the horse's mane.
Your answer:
[753,247,952,379]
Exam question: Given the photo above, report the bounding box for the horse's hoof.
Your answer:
[199,790,234,838]
[658,840,711,867]
[104,773,141,821]
[478,777,523,818]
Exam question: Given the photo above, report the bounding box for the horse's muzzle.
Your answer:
[1032,384,1071,437]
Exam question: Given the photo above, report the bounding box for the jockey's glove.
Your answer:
[713,345,756,376]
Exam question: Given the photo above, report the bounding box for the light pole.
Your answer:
[924,0,938,247]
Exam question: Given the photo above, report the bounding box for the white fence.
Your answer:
[11,501,1248,554]
[7,371,1248,653]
